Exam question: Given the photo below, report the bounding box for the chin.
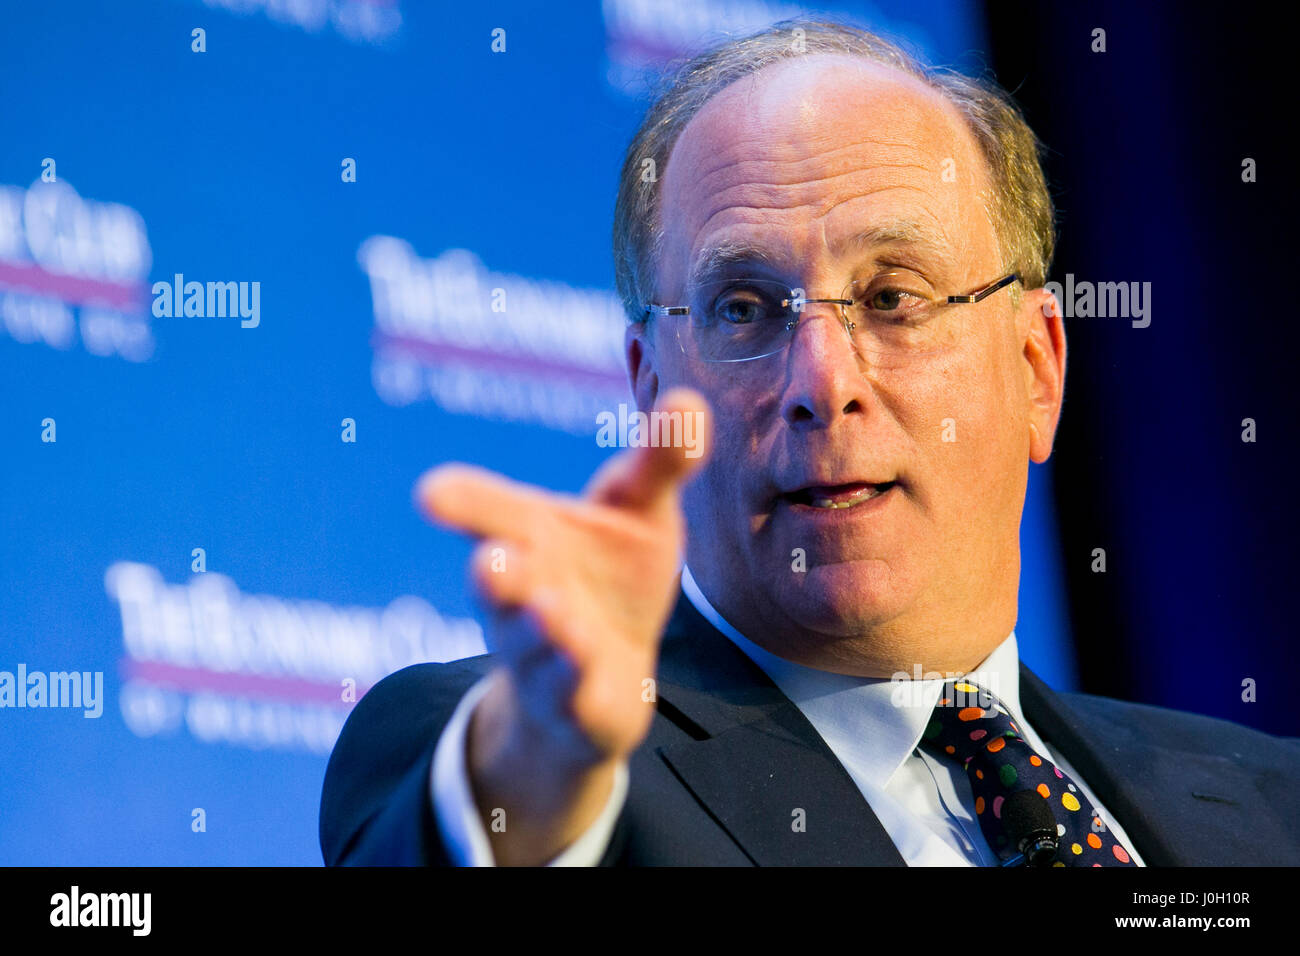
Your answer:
[773,559,908,637]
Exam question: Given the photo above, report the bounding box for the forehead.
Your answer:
[658,54,995,290]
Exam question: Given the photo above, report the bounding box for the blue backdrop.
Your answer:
[0,0,1073,864]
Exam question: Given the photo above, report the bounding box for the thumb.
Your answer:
[584,387,711,516]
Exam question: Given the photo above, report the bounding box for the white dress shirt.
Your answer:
[430,563,1144,866]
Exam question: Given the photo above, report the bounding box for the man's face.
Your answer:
[627,55,1064,676]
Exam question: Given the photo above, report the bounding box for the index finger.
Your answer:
[415,464,559,541]
[583,386,712,516]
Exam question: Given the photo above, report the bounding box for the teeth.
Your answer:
[809,488,882,509]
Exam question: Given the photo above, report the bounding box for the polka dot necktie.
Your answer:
[920,679,1137,867]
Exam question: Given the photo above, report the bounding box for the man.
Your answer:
[320,20,1300,866]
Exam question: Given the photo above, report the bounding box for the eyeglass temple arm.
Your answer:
[782,297,853,308]
[947,273,1020,304]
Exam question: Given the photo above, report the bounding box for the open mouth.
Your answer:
[782,481,897,510]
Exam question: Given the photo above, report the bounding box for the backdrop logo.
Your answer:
[602,0,805,95]
[358,236,629,434]
[105,561,484,754]
[0,179,154,361]
[198,0,403,46]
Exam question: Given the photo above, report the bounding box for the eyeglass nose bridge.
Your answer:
[780,295,857,335]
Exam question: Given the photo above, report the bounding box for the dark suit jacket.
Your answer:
[320,586,1300,865]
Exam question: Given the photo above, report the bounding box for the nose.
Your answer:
[779,303,875,429]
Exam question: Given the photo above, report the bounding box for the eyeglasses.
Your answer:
[642,270,1020,365]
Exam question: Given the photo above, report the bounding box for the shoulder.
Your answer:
[328,653,497,762]
[1058,689,1300,767]
[319,653,497,863]
[352,654,496,720]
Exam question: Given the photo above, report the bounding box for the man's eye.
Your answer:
[862,286,933,323]
[712,292,772,325]
[868,288,913,311]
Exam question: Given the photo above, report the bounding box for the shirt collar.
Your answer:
[680,563,1028,787]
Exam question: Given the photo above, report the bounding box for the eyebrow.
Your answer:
[687,220,953,288]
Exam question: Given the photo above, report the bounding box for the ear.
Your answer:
[625,321,660,413]
[1019,287,1067,463]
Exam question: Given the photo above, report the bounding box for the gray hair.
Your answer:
[612,17,1055,322]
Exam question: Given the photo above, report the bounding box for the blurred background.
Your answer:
[1,0,1293,865]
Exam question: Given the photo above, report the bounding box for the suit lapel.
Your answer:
[646,587,1276,866]
[1019,664,1285,865]
[650,588,906,866]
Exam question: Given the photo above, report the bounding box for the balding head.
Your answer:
[613,20,1055,326]
[657,54,1000,306]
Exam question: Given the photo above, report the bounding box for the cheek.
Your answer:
[693,372,772,455]
[896,344,1023,503]
[681,380,763,529]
